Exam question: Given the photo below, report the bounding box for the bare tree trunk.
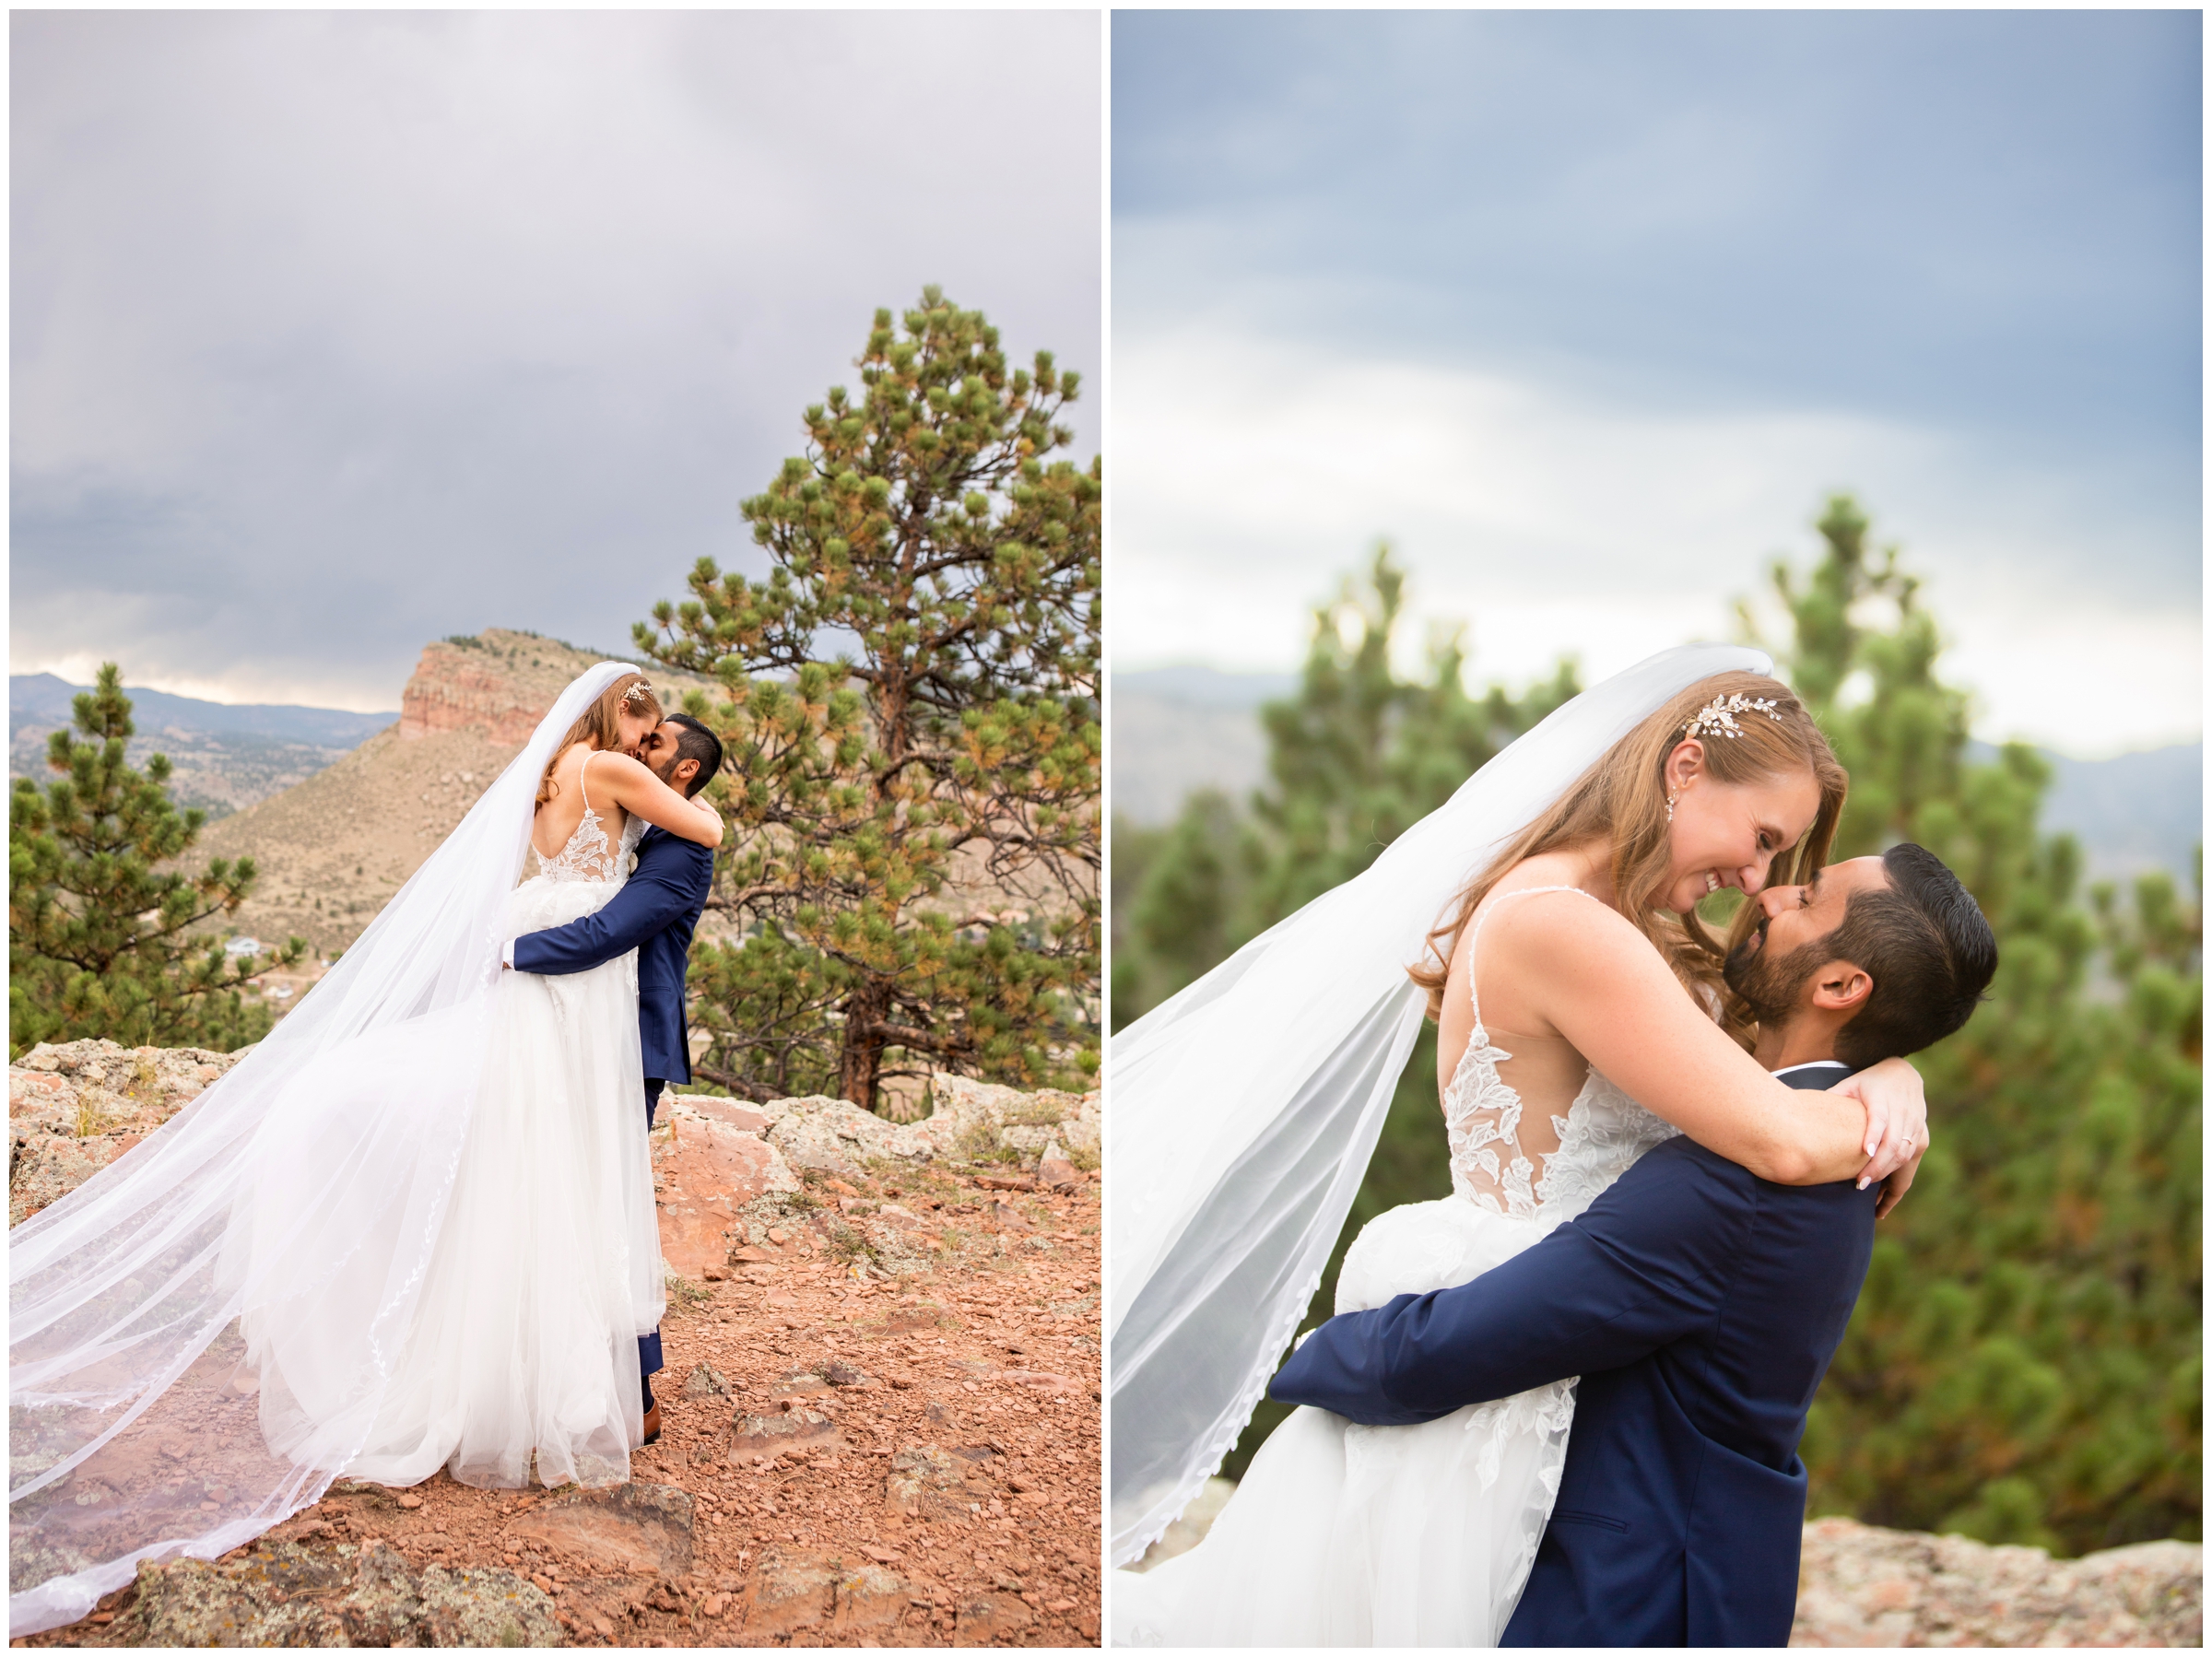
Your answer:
[839,980,888,1111]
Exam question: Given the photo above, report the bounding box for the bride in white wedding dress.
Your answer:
[9,663,721,1634]
[1110,650,1929,1647]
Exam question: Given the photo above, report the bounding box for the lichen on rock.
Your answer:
[111,1539,559,1648]
[759,1074,1100,1182]
[9,1040,245,1226]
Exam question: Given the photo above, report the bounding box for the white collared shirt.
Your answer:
[1771,1059,1851,1083]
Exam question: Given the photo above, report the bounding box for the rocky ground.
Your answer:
[9,1041,247,1226]
[9,1043,1101,1648]
[1792,1515,2202,1648]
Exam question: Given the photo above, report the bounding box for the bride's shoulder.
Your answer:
[547,738,604,780]
[583,748,654,788]
[1477,852,1609,923]
[1474,875,1637,960]
[1488,848,1583,888]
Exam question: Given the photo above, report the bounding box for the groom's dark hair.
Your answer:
[663,714,724,799]
[1828,842,1997,1069]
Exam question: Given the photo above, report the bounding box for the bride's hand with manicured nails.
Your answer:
[1830,1056,1928,1191]
[1873,1134,1927,1220]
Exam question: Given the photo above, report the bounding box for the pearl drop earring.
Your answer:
[1665,793,1677,823]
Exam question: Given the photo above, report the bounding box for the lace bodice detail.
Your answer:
[531,758,646,886]
[1442,886,1680,1227]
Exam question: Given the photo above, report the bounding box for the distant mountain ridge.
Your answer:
[1978,740,2203,890]
[10,673,399,821]
[9,675,397,746]
[1113,666,2202,888]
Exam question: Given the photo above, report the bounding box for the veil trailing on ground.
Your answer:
[8,661,641,1635]
[1107,642,1773,1567]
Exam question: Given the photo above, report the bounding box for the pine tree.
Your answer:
[1760,497,2202,1554]
[9,665,306,1057]
[1252,546,1582,926]
[637,291,1100,1111]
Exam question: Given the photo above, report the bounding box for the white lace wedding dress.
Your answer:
[244,768,663,1491]
[1112,887,1680,1647]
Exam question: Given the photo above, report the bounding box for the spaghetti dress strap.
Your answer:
[1464,885,1596,1035]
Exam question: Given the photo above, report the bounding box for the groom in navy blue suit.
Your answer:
[1273,842,1996,1646]
[504,713,723,1443]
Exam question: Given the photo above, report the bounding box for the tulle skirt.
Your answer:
[239,873,663,1492]
[1112,1196,1573,1647]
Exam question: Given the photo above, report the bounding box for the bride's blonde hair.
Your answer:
[535,672,660,807]
[1408,671,1848,1040]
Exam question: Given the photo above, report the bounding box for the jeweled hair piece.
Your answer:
[1682,691,1783,741]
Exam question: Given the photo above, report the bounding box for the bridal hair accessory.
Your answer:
[1682,691,1783,741]
[621,680,654,708]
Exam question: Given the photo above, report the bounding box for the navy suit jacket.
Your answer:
[512,825,713,1086]
[1270,1064,1877,1647]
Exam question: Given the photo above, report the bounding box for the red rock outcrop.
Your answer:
[653,1099,799,1280]
[397,631,616,744]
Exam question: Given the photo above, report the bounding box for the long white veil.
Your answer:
[8,661,640,1635]
[1107,643,1773,1567]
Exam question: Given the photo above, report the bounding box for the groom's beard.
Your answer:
[650,753,683,788]
[1724,916,1830,1022]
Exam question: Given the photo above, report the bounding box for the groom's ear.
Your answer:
[1808,959,1873,1015]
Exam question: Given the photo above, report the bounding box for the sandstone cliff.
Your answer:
[396,631,662,746]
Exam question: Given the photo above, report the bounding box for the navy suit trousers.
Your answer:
[640,1078,665,1390]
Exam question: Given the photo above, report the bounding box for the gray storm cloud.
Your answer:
[13,10,1101,709]
[1105,9,2200,754]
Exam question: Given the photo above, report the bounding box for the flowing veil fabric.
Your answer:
[1107,643,1773,1568]
[8,661,642,1635]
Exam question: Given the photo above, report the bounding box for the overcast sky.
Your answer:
[1112,10,2201,758]
[13,11,1101,711]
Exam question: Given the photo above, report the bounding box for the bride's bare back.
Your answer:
[531,737,724,868]
[533,745,629,868]
[1436,856,1610,1198]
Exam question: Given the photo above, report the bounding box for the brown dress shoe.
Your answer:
[641,1400,662,1446]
